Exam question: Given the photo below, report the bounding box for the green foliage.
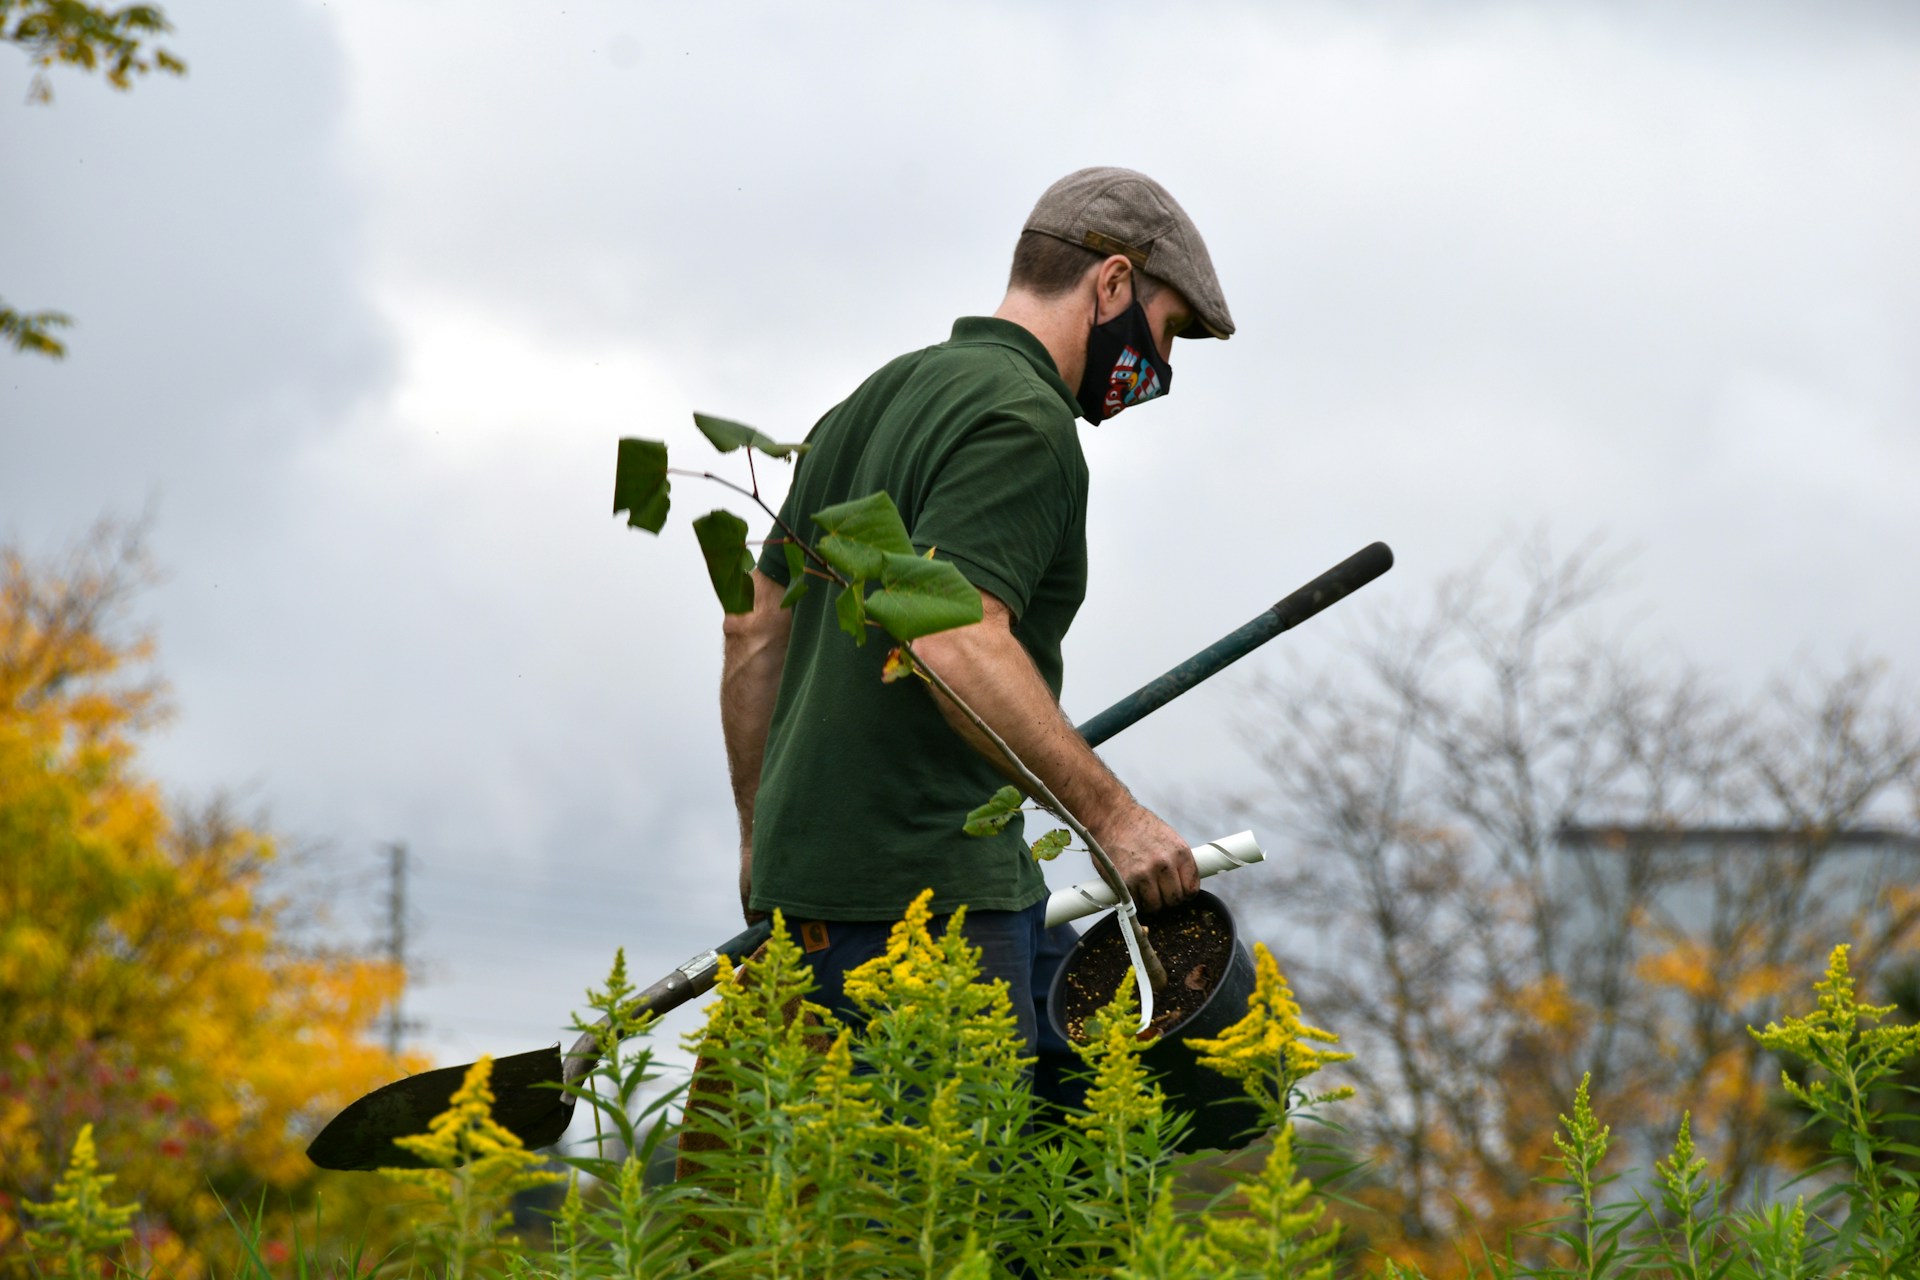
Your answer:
[0,298,72,359]
[1031,828,1071,861]
[692,509,756,614]
[1188,942,1353,1123]
[963,795,1075,860]
[1731,1199,1817,1280]
[692,411,808,458]
[546,949,686,1275]
[2,0,186,103]
[378,1057,564,1280]
[836,578,868,643]
[863,549,984,640]
[1505,950,1920,1280]
[1202,1128,1341,1279]
[779,541,809,606]
[612,420,985,647]
[963,784,1024,836]
[813,490,916,581]
[1536,1074,1635,1280]
[1642,1113,1732,1280]
[32,932,1920,1278]
[611,437,670,532]
[810,490,985,644]
[1750,945,1920,1278]
[21,1123,138,1277]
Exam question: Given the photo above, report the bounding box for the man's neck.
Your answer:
[991,290,1088,391]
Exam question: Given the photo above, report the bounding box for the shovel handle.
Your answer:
[1072,541,1392,747]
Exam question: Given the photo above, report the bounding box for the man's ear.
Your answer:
[1093,254,1134,322]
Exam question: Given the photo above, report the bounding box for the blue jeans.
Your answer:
[790,900,1087,1114]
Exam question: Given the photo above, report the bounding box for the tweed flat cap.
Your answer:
[1023,167,1234,340]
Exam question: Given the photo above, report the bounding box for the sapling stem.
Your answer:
[672,467,840,579]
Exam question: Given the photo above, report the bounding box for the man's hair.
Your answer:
[1007,230,1162,302]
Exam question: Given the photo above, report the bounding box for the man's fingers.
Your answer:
[1123,857,1159,914]
[1127,851,1193,916]
[1161,861,1188,912]
[1104,809,1198,916]
[1177,845,1201,897]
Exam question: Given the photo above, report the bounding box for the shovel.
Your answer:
[306,542,1393,1170]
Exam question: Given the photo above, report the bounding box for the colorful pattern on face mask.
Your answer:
[1103,344,1164,418]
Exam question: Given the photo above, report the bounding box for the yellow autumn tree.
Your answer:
[0,522,421,1277]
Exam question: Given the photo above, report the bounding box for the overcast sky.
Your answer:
[4,0,1917,1142]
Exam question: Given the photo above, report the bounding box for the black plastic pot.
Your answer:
[1046,890,1262,1152]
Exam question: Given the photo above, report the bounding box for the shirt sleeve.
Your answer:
[908,413,1076,619]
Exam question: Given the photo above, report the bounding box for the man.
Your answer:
[719,168,1234,1092]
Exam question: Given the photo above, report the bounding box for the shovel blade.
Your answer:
[305,1045,573,1171]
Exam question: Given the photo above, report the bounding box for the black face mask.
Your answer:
[1075,284,1172,424]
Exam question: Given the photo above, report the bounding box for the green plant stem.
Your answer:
[671,466,840,581]
[1841,1057,1895,1274]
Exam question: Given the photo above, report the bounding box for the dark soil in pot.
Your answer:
[1057,898,1236,1043]
[1047,890,1262,1152]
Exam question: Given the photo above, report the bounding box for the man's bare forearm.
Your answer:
[911,591,1199,912]
[720,570,792,917]
[913,611,1127,819]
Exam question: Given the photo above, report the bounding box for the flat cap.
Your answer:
[1023,167,1234,340]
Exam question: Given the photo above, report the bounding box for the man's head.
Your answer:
[1000,167,1232,423]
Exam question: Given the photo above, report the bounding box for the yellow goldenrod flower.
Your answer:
[1070,977,1166,1147]
[383,1055,555,1188]
[380,1057,561,1280]
[842,889,1028,1079]
[1202,1125,1340,1279]
[1187,943,1352,1121]
[1750,944,1920,1105]
[842,888,940,1010]
[24,1123,139,1275]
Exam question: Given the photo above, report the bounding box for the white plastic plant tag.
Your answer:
[1113,900,1155,1034]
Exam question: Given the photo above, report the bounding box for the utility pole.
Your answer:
[382,841,410,1057]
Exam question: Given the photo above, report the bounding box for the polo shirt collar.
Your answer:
[949,317,1079,415]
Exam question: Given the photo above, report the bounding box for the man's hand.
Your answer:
[1092,802,1199,914]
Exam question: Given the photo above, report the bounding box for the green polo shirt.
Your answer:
[749,317,1089,920]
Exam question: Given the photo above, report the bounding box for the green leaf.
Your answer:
[964,786,1024,838]
[813,492,913,581]
[612,438,671,533]
[692,412,808,458]
[1030,829,1071,862]
[780,542,809,608]
[692,509,755,614]
[835,583,868,645]
[863,552,983,642]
